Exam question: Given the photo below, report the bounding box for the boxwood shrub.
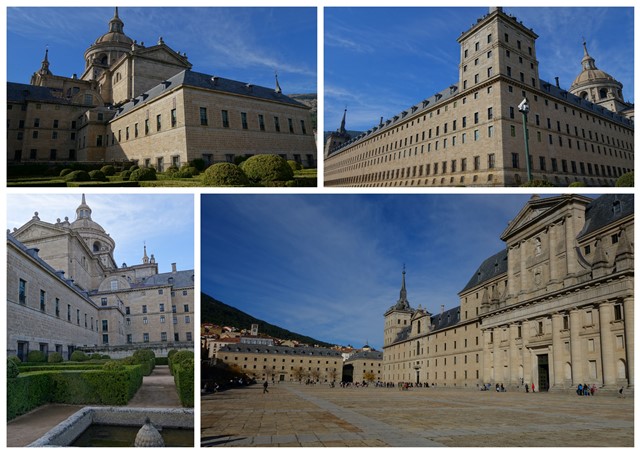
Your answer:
[48,352,63,363]
[70,350,90,362]
[7,365,144,420]
[173,358,194,408]
[27,350,47,363]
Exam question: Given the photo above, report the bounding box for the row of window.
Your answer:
[125,315,191,325]
[123,331,193,344]
[121,302,190,314]
[19,279,100,331]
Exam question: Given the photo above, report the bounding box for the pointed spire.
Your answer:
[76,194,92,220]
[142,242,150,264]
[581,39,597,71]
[108,6,125,33]
[275,72,282,94]
[395,265,411,310]
[38,48,52,75]
[339,108,347,134]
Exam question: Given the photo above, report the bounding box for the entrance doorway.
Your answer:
[537,354,550,391]
[342,364,354,383]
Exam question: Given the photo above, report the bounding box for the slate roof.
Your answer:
[218,344,342,357]
[430,306,461,332]
[7,82,71,105]
[345,350,383,362]
[114,70,308,118]
[460,249,508,293]
[577,194,634,239]
[140,270,194,289]
[328,76,633,157]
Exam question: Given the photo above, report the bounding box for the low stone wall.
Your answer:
[79,343,193,359]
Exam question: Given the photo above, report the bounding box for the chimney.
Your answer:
[555,77,560,88]
[440,304,445,315]
[171,263,177,273]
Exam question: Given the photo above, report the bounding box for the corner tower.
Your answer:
[383,267,414,347]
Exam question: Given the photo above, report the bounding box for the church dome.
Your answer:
[569,41,623,99]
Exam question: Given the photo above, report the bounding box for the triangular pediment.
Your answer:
[500,194,592,241]
[132,44,191,68]
[13,220,70,243]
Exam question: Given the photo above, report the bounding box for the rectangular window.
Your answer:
[134,123,139,137]
[102,320,108,332]
[40,290,46,311]
[101,297,107,306]
[300,120,307,135]
[241,112,248,129]
[103,334,109,345]
[512,153,519,168]
[185,316,191,324]
[143,333,150,343]
[161,332,167,341]
[200,107,208,126]
[19,279,26,304]
[145,119,149,135]
[274,116,280,132]
[171,109,177,127]
[159,303,165,312]
[487,107,493,120]
[156,114,162,131]
[288,118,294,133]
[160,315,165,324]
[142,305,148,314]
[258,114,265,131]
[488,153,495,169]
[184,304,189,312]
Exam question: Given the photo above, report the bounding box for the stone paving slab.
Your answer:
[201,383,634,447]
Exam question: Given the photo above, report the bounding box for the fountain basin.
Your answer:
[27,406,194,447]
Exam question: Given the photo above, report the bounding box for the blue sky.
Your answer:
[325,6,634,132]
[200,194,570,350]
[6,7,317,94]
[6,194,194,275]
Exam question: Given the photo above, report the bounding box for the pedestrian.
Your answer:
[591,384,596,396]
[525,383,529,393]
[263,380,269,394]
[577,383,583,396]
[583,383,589,396]
[531,382,535,393]
[619,387,625,398]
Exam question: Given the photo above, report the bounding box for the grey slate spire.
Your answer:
[395,266,411,310]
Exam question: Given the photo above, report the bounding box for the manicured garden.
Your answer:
[6,349,166,420]
[7,155,317,187]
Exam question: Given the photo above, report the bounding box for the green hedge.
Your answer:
[155,357,169,366]
[18,364,104,373]
[7,365,143,420]
[173,359,194,407]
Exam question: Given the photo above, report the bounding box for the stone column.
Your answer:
[565,215,579,279]
[623,296,633,387]
[520,240,528,294]
[482,328,493,384]
[493,328,501,384]
[507,245,517,298]
[551,312,564,389]
[509,323,519,386]
[569,308,583,385]
[598,302,616,388]
[522,320,532,386]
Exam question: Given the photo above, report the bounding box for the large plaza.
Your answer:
[201,383,633,447]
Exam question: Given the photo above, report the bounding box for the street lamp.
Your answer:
[518,98,532,183]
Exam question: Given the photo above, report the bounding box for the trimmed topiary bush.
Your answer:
[174,357,194,407]
[59,168,73,177]
[70,350,90,362]
[103,360,125,371]
[202,162,249,186]
[64,170,91,182]
[89,170,107,181]
[8,355,21,365]
[178,166,199,178]
[101,354,111,360]
[48,352,63,363]
[120,170,132,181]
[90,353,103,360]
[27,350,47,363]
[191,158,206,171]
[569,182,587,187]
[8,359,20,378]
[287,160,303,171]
[520,179,555,187]
[129,165,140,172]
[100,165,116,176]
[130,167,157,181]
[616,172,634,187]
[242,154,294,184]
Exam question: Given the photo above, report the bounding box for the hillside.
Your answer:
[201,292,333,348]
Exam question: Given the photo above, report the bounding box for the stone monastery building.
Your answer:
[7,8,317,169]
[383,194,633,393]
[7,195,195,361]
[325,8,633,187]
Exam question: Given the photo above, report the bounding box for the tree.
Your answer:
[363,371,376,384]
[291,366,307,383]
[616,171,634,187]
[309,369,322,382]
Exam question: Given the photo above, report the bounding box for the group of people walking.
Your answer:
[577,383,597,396]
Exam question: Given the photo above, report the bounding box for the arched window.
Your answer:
[580,91,589,100]
[599,88,608,99]
[93,241,101,252]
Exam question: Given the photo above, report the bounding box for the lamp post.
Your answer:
[518,98,532,183]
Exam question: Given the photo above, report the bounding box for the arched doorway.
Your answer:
[342,364,354,383]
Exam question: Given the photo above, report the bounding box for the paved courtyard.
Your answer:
[201,383,633,447]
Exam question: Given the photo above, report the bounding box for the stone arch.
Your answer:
[580,91,589,100]
[599,88,608,99]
